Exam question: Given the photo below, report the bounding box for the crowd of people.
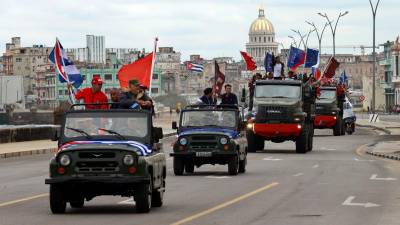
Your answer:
[196,84,239,107]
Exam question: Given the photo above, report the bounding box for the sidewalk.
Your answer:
[0,112,178,159]
[366,141,400,161]
[356,118,400,135]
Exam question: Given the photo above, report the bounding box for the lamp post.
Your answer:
[318,11,349,57]
[306,21,329,61]
[288,35,298,48]
[291,29,315,50]
[369,0,380,113]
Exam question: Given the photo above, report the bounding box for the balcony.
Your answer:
[379,59,392,66]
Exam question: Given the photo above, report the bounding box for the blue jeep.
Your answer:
[170,105,247,175]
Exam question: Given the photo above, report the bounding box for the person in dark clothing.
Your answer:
[248,73,263,110]
[119,80,152,110]
[197,87,216,105]
[110,88,123,109]
[220,84,238,106]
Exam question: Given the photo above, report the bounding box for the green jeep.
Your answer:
[170,105,247,175]
[45,107,165,214]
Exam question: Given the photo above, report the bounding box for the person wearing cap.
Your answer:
[120,79,153,111]
[69,77,109,110]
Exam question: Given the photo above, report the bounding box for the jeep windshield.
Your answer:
[180,110,237,129]
[63,111,149,142]
[255,84,301,99]
[318,90,336,102]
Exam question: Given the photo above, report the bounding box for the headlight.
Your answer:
[179,138,187,145]
[220,137,228,145]
[331,111,337,115]
[294,117,301,122]
[123,155,134,166]
[59,154,71,166]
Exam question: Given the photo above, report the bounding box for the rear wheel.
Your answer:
[228,155,239,175]
[69,197,84,208]
[333,118,341,136]
[135,178,152,213]
[173,157,184,176]
[247,130,264,152]
[152,177,165,207]
[50,185,66,214]
[308,124,314,152]
[238,154,247,173]
[296,127,308,154]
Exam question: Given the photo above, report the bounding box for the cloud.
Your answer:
[0,0,399,61]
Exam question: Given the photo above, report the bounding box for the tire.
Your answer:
[333,118,341,136]
[135,178,152,213]
[238,155,247,173]
[228,155,239,175]
[173,157,184,176]
[296,127,308,154]
[340,118,346,136]
[185,161,194,174]
[308,124,314,152]
[152,178,165,207]
[69,198,84,208]
[50,185,66,214]
[247,130,264,152]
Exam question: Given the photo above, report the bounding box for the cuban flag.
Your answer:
[49,38,83,89]
[187,62,204,72]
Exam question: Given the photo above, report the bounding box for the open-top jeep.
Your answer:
[170,105,247,175]
[246,80,316,154]
[45,105,165,214]
[314,86,346,136]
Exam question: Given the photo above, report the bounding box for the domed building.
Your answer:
[246,6,278,65]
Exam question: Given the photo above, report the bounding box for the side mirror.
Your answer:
[172,121,178,130]
[51,130,59,141]
[153,127,163,143]
[241,88,246,103]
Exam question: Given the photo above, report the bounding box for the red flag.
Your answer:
[240,51,257,71]
[213,61,225,95]
[323,57,340,79]
[117,53,153,88]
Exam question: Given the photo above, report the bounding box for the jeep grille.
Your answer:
[189,135,218,150]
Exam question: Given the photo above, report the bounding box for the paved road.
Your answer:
[1,127,400,225]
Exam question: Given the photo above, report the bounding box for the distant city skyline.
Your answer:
[1,0,399,61]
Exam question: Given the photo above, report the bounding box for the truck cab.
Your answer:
[246,80,315,154]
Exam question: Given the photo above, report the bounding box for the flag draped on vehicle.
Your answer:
[213,61,225,95]
[323,57,340,79]
[48,39,83,89]
[117,53,154,88]
[304,48,319,68]
[287,46,306,71]
[240,51,257,71]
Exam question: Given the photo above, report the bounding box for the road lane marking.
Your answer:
[262,157,282,161]
[312,164,319,168]
[0,193,48,207]
[205,176,231,179]
[370,174,397,181]
[170,182,279,225]
[354,157,375,162]
[293,173,304,177]
[342,196,380,208]
[321,147,336,151]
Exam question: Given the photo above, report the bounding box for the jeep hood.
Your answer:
[58,140,152,156]
[179,127,239,139]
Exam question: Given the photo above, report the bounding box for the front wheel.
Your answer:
[247,130,264,152]
[152,178,165,207]
[50,185,66,214]
[135,179,152,213]
[296,128,308,154]
[238,155,247,173]
[228,155,239,175]
[173,157,184,176]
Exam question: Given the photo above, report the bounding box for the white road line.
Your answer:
[263,157,282,161]
[369,174,397,181]
[205,176,231,179]
[342,196,380,208]
[321,147,336,151]
[293,173,304,177]
[354,157,375,162]
[312,164,319,168]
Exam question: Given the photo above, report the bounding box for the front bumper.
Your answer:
[170,151,237,158]
[253,123,302,137]
[314,115,337,128]
[45,176,150,185]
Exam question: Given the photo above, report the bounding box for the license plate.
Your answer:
[196,152,212,157]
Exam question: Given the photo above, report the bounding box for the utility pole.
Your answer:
[369,0,380,113]
[291,29,316,50]
[318,11,349,57]
[306,21,329,62]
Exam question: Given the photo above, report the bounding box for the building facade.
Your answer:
[155,47,181,94]
[86,35,106,64]
[391,37,400,106]
[246,6,278,65]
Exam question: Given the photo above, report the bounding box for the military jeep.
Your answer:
[170,105,247,175]
[45,105,165,214]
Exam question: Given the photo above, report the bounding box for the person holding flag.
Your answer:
[272,56,285,80]
[68,77,109,110]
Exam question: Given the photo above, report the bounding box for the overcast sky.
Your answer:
[1,0,399,61]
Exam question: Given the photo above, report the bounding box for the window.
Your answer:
[93,74,100,79]
[152,73,159,79]
[58,90,63,96]
[264,37,266,42]
[65,90,69,95]
[104,74,112,81]
[259,37,261,42]
[82,75,86,80]
[268,37,270,42]
[151,88,159,94]
[396,56,399,76]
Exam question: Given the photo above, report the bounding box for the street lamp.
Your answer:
[318,11,349,57]
[306,21,329,60]
[369,0,380,113]
[288,35,298,48]
[291,29,315,50]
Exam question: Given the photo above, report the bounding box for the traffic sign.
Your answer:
[359,95,365,101]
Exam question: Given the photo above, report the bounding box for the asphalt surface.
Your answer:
[1,127,400,225]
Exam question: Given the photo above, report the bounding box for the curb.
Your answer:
[356,123,392,135]
[0,132,177,160]
[366,150,400,161]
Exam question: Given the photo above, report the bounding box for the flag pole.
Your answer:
[57,38,75,104]
[149,37,158,97]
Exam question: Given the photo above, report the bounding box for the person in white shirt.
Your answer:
[273,56,285,80]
